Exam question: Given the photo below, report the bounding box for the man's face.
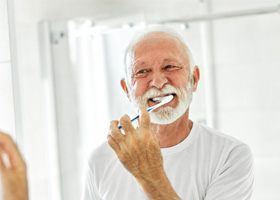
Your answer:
[127,34,193,124]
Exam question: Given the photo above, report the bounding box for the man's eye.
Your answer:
[135,69,150,77]
[164,65,181,71]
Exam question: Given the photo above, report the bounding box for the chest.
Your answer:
[98,155,210,200]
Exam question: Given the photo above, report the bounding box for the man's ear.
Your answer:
[120,79,130,99]
[192,66,200,92]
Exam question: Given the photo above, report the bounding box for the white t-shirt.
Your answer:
[82,122,254,200]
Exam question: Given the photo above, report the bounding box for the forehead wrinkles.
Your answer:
[132,37,188,67]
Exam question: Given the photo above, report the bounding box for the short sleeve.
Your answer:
[81,164,102,200]
[204,144,254,200]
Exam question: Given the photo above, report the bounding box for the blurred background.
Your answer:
[1,0,280,199]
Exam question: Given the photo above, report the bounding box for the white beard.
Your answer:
[129,83,193,125]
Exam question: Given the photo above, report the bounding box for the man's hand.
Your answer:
[0,131,28,200]
[108,106,163,179]
[108,107,180,200]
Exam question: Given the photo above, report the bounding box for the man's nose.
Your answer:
[149,72,168,89]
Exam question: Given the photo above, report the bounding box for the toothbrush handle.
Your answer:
[118,107,154,129]
[118,115,139,129]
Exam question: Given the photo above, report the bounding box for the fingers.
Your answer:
[110,120,124,141]
[0,148,11,171]
[107,135,121,153]
[108,115,136,153]
[108,109,150,154]
[108,120,124,153]
[139,106,150,130]
[119,115,135,136]
[0,131,25,170]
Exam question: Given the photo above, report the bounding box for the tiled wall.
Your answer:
[213,13,280,200]
[0,0,15,135]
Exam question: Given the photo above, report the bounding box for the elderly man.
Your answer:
[83,28,254,200]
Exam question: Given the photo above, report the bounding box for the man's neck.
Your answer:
[151,112,193,148]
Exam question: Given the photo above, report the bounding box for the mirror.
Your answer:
[3,0,280,199]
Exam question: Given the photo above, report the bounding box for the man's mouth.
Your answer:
[148,93,176,105]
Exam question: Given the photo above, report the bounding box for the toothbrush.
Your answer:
[118,95,174,129]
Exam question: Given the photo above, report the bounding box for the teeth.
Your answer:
[150,94,175,103]
[152,97,162,102]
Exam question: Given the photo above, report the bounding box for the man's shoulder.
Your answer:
[196,122,243,143]
[195,122,251,153]
[194,122,253,169]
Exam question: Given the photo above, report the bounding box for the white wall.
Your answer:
[0,0,15,136]
[212,0,280,12]
[213,13,280,199]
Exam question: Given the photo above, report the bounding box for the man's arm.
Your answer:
[0,131,29,200]
[108,107,180,200]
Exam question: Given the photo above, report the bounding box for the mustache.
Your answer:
[142,85,178,100]
[138,84,187,105]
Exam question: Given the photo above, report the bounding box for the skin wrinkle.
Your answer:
[131,38,189,87]
[124,30,195,89]
[127,32,196,131]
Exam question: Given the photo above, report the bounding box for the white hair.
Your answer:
[123,26,196,88]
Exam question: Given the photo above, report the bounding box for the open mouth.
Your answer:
[148,93,176,104]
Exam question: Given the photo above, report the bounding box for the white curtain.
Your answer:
[68,23,111,188]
